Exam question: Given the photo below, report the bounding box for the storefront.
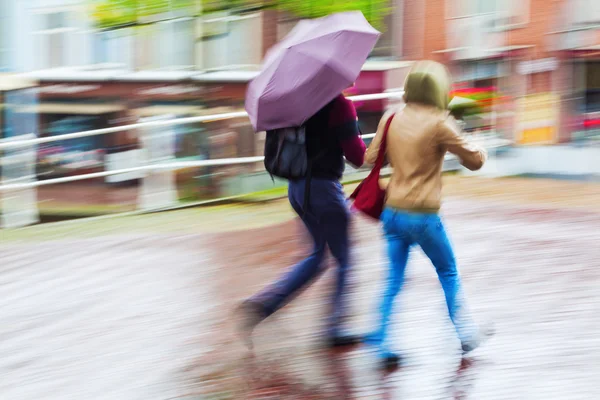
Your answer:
[436,44,535,141]
[451,60,504,133]
[34,102,126,180]
[512,57,561,145]
[31,71,255,179]
[568,54,600,143]
[0,75,39,228]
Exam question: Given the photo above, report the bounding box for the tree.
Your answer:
[89,0,391,30]
[89,0,197,28]
[272,0,391,30]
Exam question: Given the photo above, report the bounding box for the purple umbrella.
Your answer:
[245,11,380,132]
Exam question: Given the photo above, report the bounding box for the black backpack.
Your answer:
[263,125,309,180]
[263,103,332,214]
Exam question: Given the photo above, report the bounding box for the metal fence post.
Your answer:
[137,115,179,211]
[0,134,39,229]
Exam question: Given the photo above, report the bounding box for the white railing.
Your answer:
[0,91,512,228]
[0,92,408,192]
[0,92,404,151]
[0,156,266,191]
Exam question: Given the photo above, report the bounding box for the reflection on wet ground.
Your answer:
[183,198,600,399]
[2,197,600,399]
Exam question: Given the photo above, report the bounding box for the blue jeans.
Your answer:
[249,179,351,337]
[366,207,477,356]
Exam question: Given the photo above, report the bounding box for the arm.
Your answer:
[330,97,366,167]
[437,116,487,171]
[365,110,395,165]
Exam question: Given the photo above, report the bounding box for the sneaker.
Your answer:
[378,351,402,370]
[461,322,495,355]
[235,300,266,350]
[326,334,363,349]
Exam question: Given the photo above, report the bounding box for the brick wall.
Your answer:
[414,0,571,61]
[507,0,565,59]
[401,0,425,59]
[261,9,278,57]
[530,71,553,93]
[423,0,447,61]
[398,0,600,143]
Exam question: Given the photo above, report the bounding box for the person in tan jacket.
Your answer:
[363,61,491,369]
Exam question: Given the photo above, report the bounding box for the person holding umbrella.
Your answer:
[237,11,380,348]
[362,60,493,369]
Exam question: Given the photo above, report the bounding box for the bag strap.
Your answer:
[373,113,395,172]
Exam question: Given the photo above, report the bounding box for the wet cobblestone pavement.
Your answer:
[2,179,600,399]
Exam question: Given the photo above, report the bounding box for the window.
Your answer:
[0,0,10,70]
[447,0,529,29]
[93,28,134,69]
[371,12,396,58]
[32,9,78,69]
[455,61,501,82]
[3,86,38,139]
[572,0,600,26]
[156,18,195,69]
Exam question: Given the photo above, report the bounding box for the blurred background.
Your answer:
[1,0,600,224]
[3,2,600,400]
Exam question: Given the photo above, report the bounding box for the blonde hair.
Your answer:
[403,60,452,110]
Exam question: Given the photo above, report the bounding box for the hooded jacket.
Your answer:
[366,60,487,212]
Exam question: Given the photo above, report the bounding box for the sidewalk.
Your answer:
[7,175,600,242]
[1,176,600,399]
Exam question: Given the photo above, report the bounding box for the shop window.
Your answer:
[37,116,105,179]
[3,87,38,139]
[475,79,495,88]
[456,61,500,83]
[585,62,600,90]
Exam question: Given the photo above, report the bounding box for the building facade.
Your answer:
[401,0,600,145]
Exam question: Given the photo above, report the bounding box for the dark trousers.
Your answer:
[249,178,351,336]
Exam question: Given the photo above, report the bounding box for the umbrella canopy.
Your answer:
[245,11,380,132]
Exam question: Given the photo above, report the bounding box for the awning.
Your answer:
[192,71,260,83]
[575,45,600,51]
[485,45,535,53]
[361,60,414,71]
[133,105,206,117]
[18,103,126,115]
[0,74,37,91]
[133,105,246,120]
[434,45,534,60]
[560,44,600,58]
[449,96,477,109]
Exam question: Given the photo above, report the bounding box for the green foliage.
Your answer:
[89,0,391,30]
[89,0,197,28]
[273,0,391,30]
[202,0,251,13]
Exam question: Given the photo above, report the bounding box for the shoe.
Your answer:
[361,331,382,345]
[461,322,495,355]
[378,351,401,370]
[235,300,266,350]
[326,334,363,348]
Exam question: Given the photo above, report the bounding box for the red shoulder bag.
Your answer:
[349,114,395,221]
